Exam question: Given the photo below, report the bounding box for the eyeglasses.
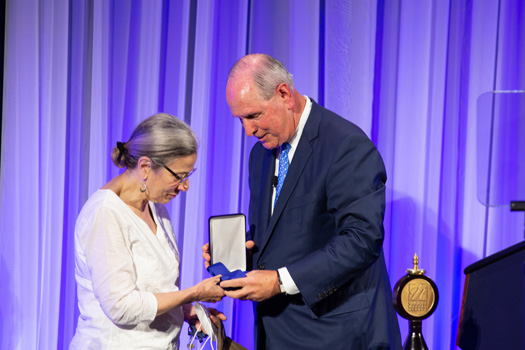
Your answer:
[162,165,197,184]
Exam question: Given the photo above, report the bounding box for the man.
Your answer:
[208,54,401,349]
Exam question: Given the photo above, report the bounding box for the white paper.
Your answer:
[195,302,217,342]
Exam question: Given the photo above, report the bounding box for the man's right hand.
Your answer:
[202,240,255,269]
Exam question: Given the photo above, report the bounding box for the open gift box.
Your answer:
[208,214,247,280]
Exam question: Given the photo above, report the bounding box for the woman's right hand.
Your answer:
[194,275,224,303]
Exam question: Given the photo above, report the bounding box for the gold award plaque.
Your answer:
[400,277,436,318]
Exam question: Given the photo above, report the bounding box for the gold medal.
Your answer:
[392,254,439,349]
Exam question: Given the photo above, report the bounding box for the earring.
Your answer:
[140,183,147,193]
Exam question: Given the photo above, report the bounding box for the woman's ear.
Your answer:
[137,156,153,179]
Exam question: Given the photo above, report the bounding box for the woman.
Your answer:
[70,113,224,349]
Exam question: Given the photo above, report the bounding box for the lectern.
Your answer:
[457,241,525,349]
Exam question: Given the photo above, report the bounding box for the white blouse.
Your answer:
[70,189,183,349]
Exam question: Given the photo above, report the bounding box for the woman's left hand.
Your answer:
[208,307,227,326]
[183,304,227,335]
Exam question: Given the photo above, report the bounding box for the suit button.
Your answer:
[257,265,265,270]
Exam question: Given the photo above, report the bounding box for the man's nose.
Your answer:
[243,120,257,137]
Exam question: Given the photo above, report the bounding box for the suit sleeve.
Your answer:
[286,131,387,307]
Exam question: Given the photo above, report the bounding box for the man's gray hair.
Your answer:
[112,113,198,169]
[229,54,295,101]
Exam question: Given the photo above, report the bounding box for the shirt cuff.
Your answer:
[141,291,159,323]
[278,267,300,295]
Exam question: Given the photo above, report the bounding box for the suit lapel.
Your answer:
[257,101,322,262]
[256,148,276,241]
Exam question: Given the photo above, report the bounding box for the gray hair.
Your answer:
[111,113,198,169]
[229,54,295,100]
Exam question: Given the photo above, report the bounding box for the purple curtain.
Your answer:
[1,0,523,349]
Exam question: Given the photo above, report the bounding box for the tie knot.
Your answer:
[281,142,291,154]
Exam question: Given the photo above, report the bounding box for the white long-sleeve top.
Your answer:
[70,189,183,349]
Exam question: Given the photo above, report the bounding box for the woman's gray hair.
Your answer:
[229,53,295,101]
[111,113,198,169]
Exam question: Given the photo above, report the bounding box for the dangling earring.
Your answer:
[140,183,147,193]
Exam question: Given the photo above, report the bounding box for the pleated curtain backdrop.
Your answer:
[1,1,523,349]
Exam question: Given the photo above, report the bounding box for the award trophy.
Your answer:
[392,254,439,350]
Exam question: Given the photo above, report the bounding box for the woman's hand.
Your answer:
[208,307,227,325]
[193,275,225,303]
[184,304,227,337]
[155,276,224,316]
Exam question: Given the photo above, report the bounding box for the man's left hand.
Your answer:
[220,270,281,302]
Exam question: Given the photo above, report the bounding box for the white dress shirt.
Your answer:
[273,96,312,295]
[70,189,183,349]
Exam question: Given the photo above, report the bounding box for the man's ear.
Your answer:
[137,156,153,179]
[276,83,294,109]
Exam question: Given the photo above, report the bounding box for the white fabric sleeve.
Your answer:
[78,207,158,325]
[278,267,300,295]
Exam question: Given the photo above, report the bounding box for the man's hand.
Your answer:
[202,240,255,269]
[202,243,212,269]
[220,270,281,302]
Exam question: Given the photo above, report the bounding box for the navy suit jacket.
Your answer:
[248,101,401,349]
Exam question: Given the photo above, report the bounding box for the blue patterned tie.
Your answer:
[274,143,291,206]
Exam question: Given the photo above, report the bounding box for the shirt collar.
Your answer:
[285,96,312,161]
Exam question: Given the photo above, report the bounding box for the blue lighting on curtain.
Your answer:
[1,1,524,349]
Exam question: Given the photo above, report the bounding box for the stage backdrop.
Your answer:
[1,0,524,349]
